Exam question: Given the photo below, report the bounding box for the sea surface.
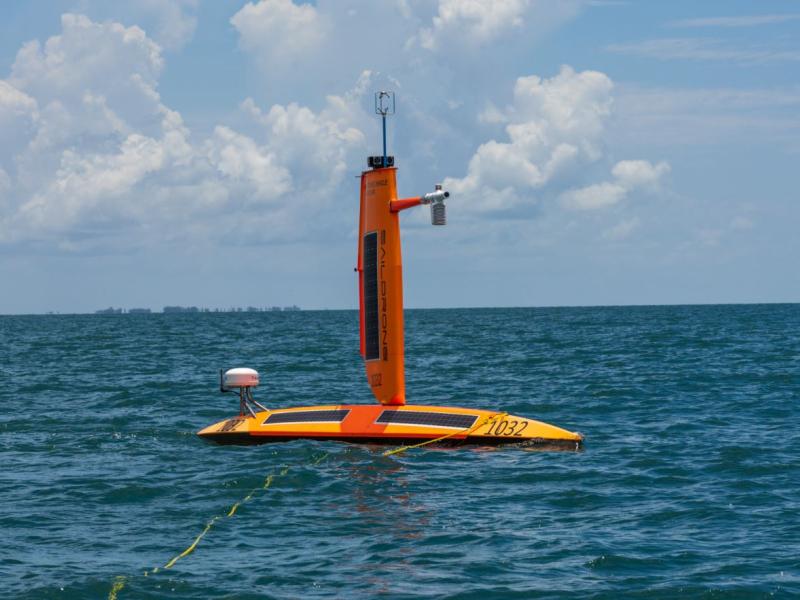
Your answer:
[1,305,798,599]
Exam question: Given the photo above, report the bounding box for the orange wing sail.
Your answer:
[358,166,406,405]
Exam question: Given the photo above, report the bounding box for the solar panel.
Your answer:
[264,410,351,425]
[376,410,477,429]
[363,231,380,360]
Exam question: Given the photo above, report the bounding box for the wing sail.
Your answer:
[357,167,406,405]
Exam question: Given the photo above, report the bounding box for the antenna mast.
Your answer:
[375,91,395,168]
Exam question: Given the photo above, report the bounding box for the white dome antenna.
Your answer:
[220,367,268,417]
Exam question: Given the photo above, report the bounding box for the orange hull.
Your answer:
[198,404,583,450]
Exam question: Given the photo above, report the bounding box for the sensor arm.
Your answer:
[390,186,450,215]
[390,196,422,213]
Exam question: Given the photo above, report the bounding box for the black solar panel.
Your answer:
[264,410,350,425]
[376,410,477,429]
[363,231,379,360]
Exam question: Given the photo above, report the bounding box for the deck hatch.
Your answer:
[264,409,351,425]
[376,410,477,429]
[363,231,380,360]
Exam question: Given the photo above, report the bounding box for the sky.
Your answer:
[0,0,798,314]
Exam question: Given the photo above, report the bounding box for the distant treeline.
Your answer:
[94,305,301,314]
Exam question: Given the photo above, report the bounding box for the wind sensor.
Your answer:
[367,91,395,170]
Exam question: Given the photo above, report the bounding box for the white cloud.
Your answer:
[478,102,508,124]
[17,134,167,233]
[0,10,669,254]
[135,0,199,50]
[8,13,165,158]
[231,0,326,64]
[562,181,625,210]
[561,159,669,210]
[418,0,530,49]
[0,81,39,166]
[611,159,670,188]
[76,0,199,50]
[413,0,583,51]
[240,81,368,193]
[226,0,590,194]
[205,126,291,201]
[444,66,615,212]
[10,14,163,101]
[0,80,37,117]
[0,14,370,248]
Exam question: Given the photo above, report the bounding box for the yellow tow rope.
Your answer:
[108,454,327,599]
[109,416,503,599]
[108,576,126,600]
[383,411,508,457]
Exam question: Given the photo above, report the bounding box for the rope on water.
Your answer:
[108,453,328,599]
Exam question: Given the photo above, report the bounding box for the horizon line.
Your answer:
[1,300,798,317]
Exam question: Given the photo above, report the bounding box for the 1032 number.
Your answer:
[485,419,528,437]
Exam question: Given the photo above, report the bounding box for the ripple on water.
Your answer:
[0,306,798,598]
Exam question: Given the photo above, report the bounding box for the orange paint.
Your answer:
[390,197,422,212]
[358,167,406,405]
[197,404,584,449]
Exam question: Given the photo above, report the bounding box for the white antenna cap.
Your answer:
[223,368,259,388]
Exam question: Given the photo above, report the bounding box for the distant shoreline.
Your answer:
[90,305,302,315]
[1,302,798,317]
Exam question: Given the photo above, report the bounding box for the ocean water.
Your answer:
[1,305,798,599]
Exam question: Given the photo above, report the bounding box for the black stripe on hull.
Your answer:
[198,432,583,451]
[362,231,380,360]
[264,409,351,424]
[376,410,478,429]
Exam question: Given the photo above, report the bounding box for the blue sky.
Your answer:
[0,0,798,313]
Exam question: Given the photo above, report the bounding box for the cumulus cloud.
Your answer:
[79,0,200,51]
[10,14,163,101]
[135,0,199,50]
[231,0,326,64]
[205,126,291,201]
[611,159,669,188]
[418,0,530,49]
[0,81,38,166]
[240,75,369,193]
[444,66,669,216]
[0,15,370,248]
[561,181,625,211]
[561,159,669,210]
[7,12,165,159]
[0,81,37,117]
[0,9,667,254]
[444,66,615,212]
[412,0,583,51]
[1,14,174,242]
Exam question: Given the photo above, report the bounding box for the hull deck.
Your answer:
[198,404,583,451]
